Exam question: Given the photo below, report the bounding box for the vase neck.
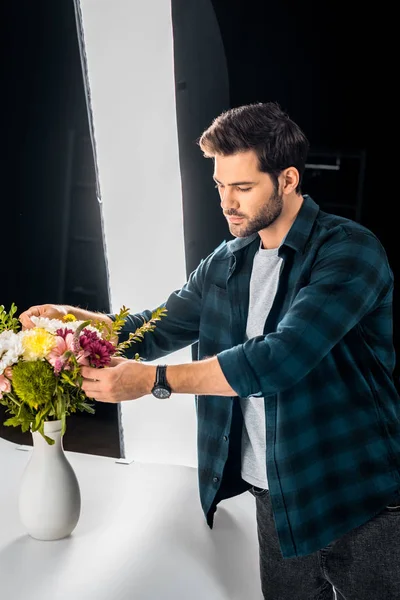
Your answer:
[31,424,63,453]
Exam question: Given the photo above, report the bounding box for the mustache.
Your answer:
[224,211,244,217]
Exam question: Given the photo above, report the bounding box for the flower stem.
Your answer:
[7,392,21,407]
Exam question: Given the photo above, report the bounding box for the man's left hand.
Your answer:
[81,358,155,403]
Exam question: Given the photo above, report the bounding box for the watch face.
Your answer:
[153,386,171,399]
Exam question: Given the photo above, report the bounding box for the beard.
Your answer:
[226,186,283,238]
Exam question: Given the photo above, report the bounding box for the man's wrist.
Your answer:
[164,357,236,396]
[147,365,158,395]
[66,306,118,343]
[67,305,112,326]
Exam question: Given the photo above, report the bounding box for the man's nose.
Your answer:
[220,187,239,211]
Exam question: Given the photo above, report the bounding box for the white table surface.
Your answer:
[0,437,262,600]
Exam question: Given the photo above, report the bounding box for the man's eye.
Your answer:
[214,184,251,192]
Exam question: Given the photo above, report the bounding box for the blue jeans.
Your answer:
[250,486,400,600]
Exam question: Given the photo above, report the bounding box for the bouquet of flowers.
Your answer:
[0,303,166,444]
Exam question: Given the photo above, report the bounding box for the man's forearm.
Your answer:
[67,306,117,342]
[66,305,110,325]
[165,356,237,397]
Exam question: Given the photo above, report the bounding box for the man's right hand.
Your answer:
[18,304,70,329]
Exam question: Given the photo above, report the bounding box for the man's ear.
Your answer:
[281,167,300,195]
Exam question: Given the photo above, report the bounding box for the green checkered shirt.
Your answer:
[112,195,400,558]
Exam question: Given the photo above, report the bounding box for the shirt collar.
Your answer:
[225,194,319,256]
[281,195,320,254]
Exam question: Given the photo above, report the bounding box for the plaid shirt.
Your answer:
[113,195,400,558]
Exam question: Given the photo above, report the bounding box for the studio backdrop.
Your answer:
[74,0,230,465]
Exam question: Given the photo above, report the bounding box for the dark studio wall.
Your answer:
[172,0,230,281]
[177,0,400,383]
[1,0,120,456]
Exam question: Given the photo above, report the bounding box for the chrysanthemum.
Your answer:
[79,329,116,368]
[22,328,56,361]
[63,314,77,322]
[87,339,115,367]
[11,360,56,409]
[31,316,100,336]
[0,330,24,374]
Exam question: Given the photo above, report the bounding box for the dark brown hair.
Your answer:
[198,102,309,193]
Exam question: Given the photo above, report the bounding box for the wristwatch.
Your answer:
[151,365,172,399]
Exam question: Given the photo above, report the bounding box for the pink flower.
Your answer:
[4,366,13,379]
[79,330,100,350]
[48,333,76,375]
[79,330,116,368]
[0,373,12,398]
[56,328,74,339]
[76,352,90,367]
[88,340,114,368]
[48,328,115,375]
[52,358,65,376]
[75,329,100,366]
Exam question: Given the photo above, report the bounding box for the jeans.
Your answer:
[250,486,400,600]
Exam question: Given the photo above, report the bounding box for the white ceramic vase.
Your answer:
[18,419,81,540]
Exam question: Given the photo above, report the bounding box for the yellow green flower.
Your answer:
[22,328,56,361]
[11,361,56,409]
[63,314,77,322]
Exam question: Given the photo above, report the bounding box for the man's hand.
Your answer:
[19,304,116,338]
[81,360,156,403]
[19,304,69,329]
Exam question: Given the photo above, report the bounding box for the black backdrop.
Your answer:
[1,0,398,454]
[175,0,399,383]
[1,0,118,455]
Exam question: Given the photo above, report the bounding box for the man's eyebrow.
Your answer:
[213,176,257,186]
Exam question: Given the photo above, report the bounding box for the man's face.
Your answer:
[213,150,283,238]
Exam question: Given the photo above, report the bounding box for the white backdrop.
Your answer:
[77,0,197,467]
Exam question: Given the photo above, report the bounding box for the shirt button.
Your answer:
[213,476,219,483]
[223,435,228,442]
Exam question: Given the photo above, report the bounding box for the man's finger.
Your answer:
[81,384,116,403]
[81,366,103,380]
[19,305,47,328]
[81,381,102,395]
[109,356,128,367]
[19,311,38,328]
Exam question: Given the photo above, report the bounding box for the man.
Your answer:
[20,102,400,600]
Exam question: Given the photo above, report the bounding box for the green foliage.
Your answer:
[0,303,20,334]
[111,306,131,336]
[93,305,131,341]
[114,306,168,357]
[0,357,96,444]
[93,305,167,352]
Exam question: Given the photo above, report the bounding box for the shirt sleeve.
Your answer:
[105,256,210,361]
[217,229,394,398]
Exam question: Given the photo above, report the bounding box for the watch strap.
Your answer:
[156,365,168,387]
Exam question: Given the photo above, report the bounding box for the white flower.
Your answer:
[30,316,101,337]
[0,330,24,374]
[30,316,68,334]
